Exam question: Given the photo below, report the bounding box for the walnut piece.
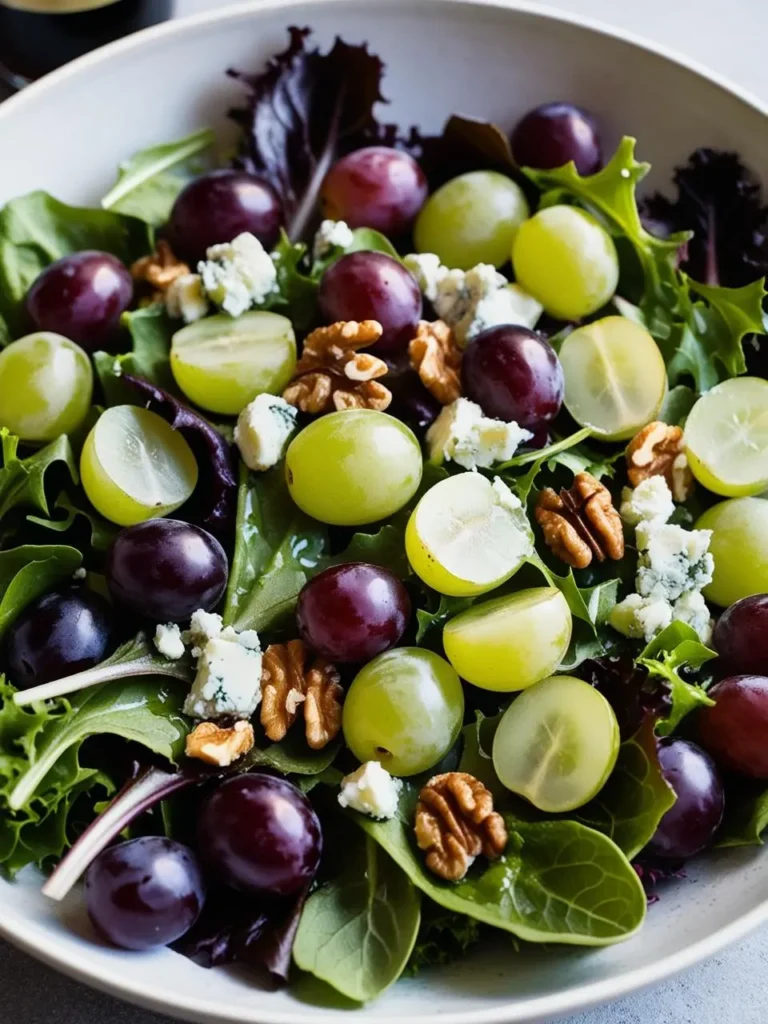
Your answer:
[535,472,625,569]
[626,421,695,502]
[131,240,190,300]
[409,320,462,405]
[261,640,343,750]
[186,720,255,767]
[283,320,392,414]
[415,772,508,881]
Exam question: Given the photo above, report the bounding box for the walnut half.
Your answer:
[261,640,343,750]
[535,472,624,569]
[130,239,190,302]
[408,320,463,405]
[186,720,255,767]
[415,772,508,882]
[626,420,695,502]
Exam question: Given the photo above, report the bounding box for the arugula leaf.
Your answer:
[416,595,476,645]
[293,832,421,1002]
[328,524,410,579]
[404,901,481,976]
[0,544,82,641]
[0,430,77,522]
[575,716,676,859]
[224,464,327,632]
[501,429,618,502]
[685,275,767,377]
[27,490,116,552]
[101,129,215,226]
[0,191,151,337]
[637,622,717,736]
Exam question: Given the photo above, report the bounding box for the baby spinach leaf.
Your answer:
[0,430,78,522]
[637,622,716,736]
[101,128,215,226]
[293,832,421,1002]
[0,544,82,641]
[0,191,151,337]
[347,227,399,259]
[240,728,340,776]
[27,490,116,552]
[659,384,697,426]
[575,716,676,859]
[118,305,178,392]
[329,524,410,580]
[717,787,768,848]
[224,464,327,632]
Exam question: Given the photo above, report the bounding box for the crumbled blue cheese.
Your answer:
[154,623,186,661]
[337,761,403,820]
[609,593,674,642]
[183,609,224,655]
[165,273,209,323]
[635,521,714,602]
[620,476,675,526]
[404,254,542,345]
[183,621,262,721]
[198,232,278,317]
[234,394,298,471]
[672,590,713,645]
[313,219,354,261]
[426,397,532,470]
[491,475,522,512]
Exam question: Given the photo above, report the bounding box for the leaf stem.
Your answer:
[13,656,193,708]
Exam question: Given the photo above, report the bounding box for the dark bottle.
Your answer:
[0,0,173,88]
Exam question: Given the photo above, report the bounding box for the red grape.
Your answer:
[321,146,428,235]
[511,102,602,175]
[168,170,282,263]
[106,519,228,623]
[297,562,411,663]
[387,371,442,434]
[462,325,564,428]
[26,251,132,351]
[198,775,322,896]
[5,587,114,689]
[698,675,768,777]
[713,595,768,675]
[318,252,422,357]
[646,739,724,859]
[85,837,206,951]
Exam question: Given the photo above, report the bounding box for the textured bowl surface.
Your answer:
[2,1,768,1021]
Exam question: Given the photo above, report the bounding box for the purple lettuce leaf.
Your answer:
[120,373,237,536]
[414,114,517,189]
[576,653,671,741]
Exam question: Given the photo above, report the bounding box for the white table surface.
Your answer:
[2,0,768,1021]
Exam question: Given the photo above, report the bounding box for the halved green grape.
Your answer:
[171,311,296,416]
[0,332,93,442]
[443,588,571,691]
[405,474,531,597]
[511,205,619,320]
[414,171,529,270]
[81,406,198,526]
[492,674,619,812]
[684,378,768,497]
[697,497,768,607]
[558,316,667,440]
[286,410,422,526]
[342,647,464,776]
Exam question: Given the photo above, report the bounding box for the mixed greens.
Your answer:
[2,25,768,1006]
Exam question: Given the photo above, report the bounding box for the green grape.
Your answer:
[696,498,768,607]
[443,588,572,691]
[684,378,768,497]
[171,311,296,416]
[81,406,198,526]
[342,647,464,776]
[414,171,529,270]
[286,410,422,526]
[492,675,619,812]
[558,316,667,440]
[512,205,619,320]
[0,332,93,442]
[405,473,531,597]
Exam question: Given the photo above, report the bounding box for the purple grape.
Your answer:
[297,562,411,663]
[168,170,282,262]
[318,252,422,357]
[106,519,228,623]
[511,102,602,175]
[713,594,768,675]
[5,587,114,689]
[26,251,133,351]
[462,325,564,428]
[321,146,428,235]
[85,837,206,951]
[198,775,322,896]
[699,675,768,778]
[387,370,442,434]
[646,739,724,859]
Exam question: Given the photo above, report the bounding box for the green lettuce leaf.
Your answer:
[240,728,340,776]
[101,128,215,226]
[717,788,768,848]
[328,524,410,579]
[501,429,618,503]
[0,544,82,642]
[0,430,77,522]
[93,305,178,407]
[416,595,476,644]
[27,491,116,552]
[637,622,716,736]
[404,901,481,976]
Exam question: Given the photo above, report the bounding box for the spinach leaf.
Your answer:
[101,128,215,226]
[118,305,178,392]
[637,622,716,736]
[347,227,399,259]
[0,430,77,522]
[0,544,82,641]
[329,524,410,580]
[240,729,340,776]
[718,788,768,848]
[27,490,116,552]
[356,799,646,945]
[293,832,421,1002]
[0,191,151,337]
[659,385,697,426]
[224,464,327,633]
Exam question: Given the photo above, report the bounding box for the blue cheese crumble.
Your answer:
[313,219,354,261]
[165,273,210,323]
[635,520,714,602]
[154,623,186,661]
[198,232,278,317]
[234,394,298,471]
[619,476,675,526]
[426,397,532,470]
[337,761,403,820]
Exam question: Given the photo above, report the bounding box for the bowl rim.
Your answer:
[1,0,767,1021]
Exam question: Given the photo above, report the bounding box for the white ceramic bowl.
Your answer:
[2,2,768,1021]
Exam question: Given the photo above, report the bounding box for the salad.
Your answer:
[2,25,768,1005]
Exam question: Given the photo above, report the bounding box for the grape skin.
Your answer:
[646,739,724,860]
[713,595,768,675]
[698,675,768,778]
[321,146,428,235]
[511,102,602,175]
[696,498,768,607]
